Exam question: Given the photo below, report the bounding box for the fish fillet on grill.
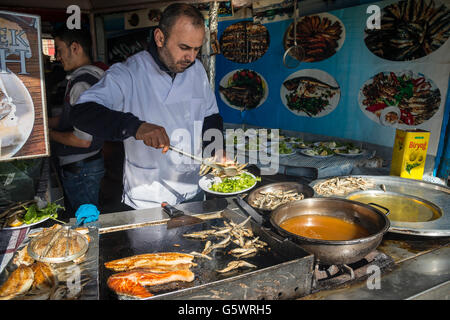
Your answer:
[104,252,195,272]
[0,265,34,300]
[107,269,195,299]
[31,262,56,290]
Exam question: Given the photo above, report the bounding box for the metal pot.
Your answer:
[270,198,390,265]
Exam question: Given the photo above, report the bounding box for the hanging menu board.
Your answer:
[0,11,49,161]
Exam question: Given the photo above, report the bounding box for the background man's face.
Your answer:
[55,37,75,71]
[157,16,205,73]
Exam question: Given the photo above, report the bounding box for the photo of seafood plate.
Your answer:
[358,71,441,127]
[0,72,34,159]
[219,69,268,110]
[364,0,450,61]
[283,12,345,62]
[281,69,340,117]
[220,21,270,64]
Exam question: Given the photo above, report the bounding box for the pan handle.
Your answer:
[368,202,390,216]
[260,227,286,244]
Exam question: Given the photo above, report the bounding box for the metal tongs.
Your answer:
[169,145,238,177]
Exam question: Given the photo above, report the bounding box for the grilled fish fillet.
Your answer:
[12,245,34,267]
[104,252,195,272]
[0,265,34,300]
[107,269,195,299]
[107,275,153,299]
[31,262,56,290]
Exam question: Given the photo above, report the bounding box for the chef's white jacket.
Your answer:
[77,51,219,209]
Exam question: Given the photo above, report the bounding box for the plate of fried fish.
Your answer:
[219,69,268,111]
[281,69,340,118]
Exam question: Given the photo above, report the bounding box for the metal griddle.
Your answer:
[99,209,314,300]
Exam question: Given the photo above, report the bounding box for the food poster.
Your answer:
[0,11,49,161]
[215,0,450,160]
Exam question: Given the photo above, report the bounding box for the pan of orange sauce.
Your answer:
[270,198,390,265]
[279,215,370,241]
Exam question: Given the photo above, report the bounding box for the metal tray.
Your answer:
[99,209,314,300]
[310,175,450,237]
[0,226,99,300]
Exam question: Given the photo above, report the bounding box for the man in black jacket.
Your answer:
[49,27,106,219]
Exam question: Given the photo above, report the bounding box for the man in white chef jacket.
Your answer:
[72,3,223,210]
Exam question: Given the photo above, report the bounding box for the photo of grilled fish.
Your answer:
[283,76,340,91]
[220,21,270,64]
[364,0,450,61]
[281,69,341,118]
[284,13,345,62]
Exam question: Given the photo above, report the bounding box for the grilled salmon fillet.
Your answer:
[104,252,195,272]
[107,269,195,299]
[0,265,34,300]
[107,275,153,299]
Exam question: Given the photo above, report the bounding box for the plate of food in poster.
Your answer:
[220,21,270,64]
[364,0,450,61]
[358,70,441,128]
[219,69,268,110]
[281,69,340,118]
[0,72,34,159]
[283,12,345,63]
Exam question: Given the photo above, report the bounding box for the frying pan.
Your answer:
[246,181,314,217]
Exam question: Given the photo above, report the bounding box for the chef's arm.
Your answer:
[49,129,91,148]
[48,116,60,129]
[72,101,170,152]
[71,101,144,141]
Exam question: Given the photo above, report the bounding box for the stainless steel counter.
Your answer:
[74,197,450,300]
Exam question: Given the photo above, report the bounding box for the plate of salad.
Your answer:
[300,146,335,159]
[276,141,296,156]
[313,141,346,150]
[199,172,260,195]
[334,142,365,157]
[0,199,64,230]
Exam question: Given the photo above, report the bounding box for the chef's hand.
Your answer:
[135,122,170,153]
[75,204,100,225]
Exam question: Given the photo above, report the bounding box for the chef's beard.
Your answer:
[159,45,194,74]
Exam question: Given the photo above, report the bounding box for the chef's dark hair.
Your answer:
[158,3,204,40]
[52,26,92,59]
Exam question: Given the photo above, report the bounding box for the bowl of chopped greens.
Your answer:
[199,172,261,195]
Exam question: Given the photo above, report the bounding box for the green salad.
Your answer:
[22,202,64,225]
[209,173,260,193]
[278,141,293,154]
